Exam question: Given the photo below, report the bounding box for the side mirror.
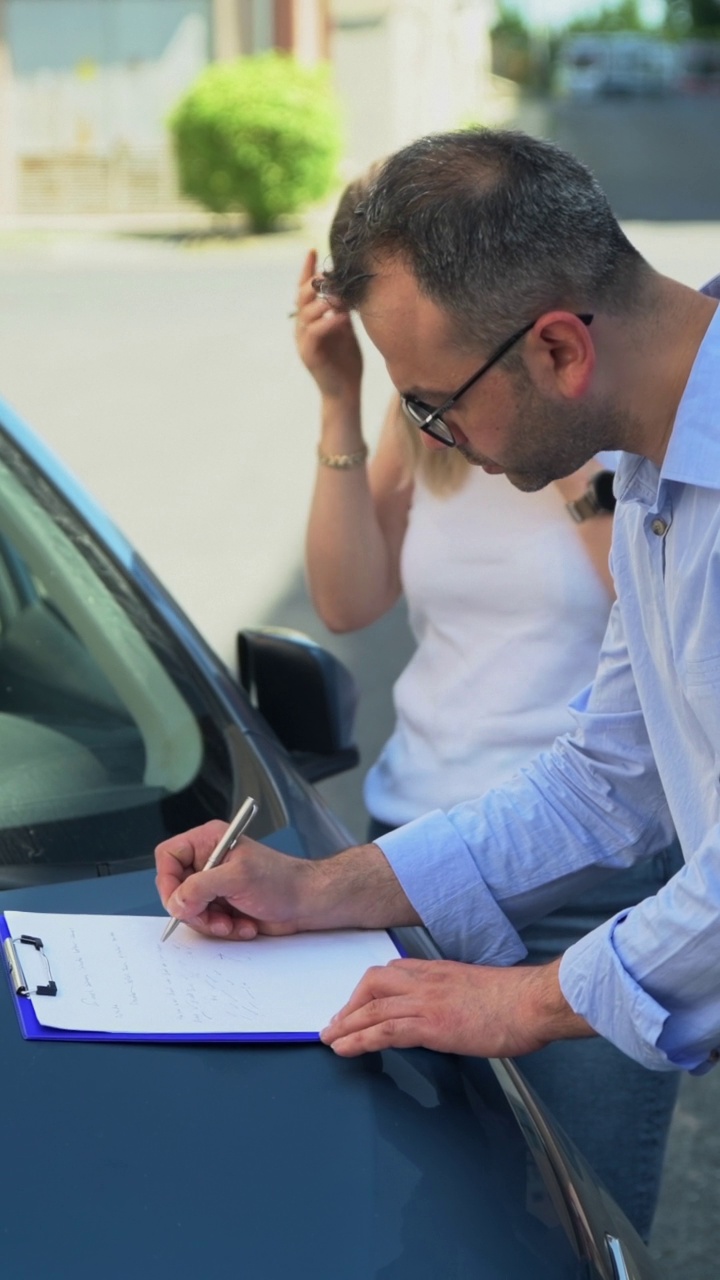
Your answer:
[237,627,360,783]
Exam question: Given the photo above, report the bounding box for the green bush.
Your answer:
[170,52,343,233]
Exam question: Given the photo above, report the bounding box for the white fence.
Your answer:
[4,0,211,213]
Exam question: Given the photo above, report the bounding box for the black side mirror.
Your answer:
[237,627,359,783]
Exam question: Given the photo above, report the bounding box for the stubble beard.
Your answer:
[457,378,630,493]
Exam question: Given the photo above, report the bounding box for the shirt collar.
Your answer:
[615,296,720,503]
[658,296,720,489]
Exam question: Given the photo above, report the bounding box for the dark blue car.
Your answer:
[0,397,662,1279]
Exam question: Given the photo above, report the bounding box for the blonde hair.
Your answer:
[393,399,471,496]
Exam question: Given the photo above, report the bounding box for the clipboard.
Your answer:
[0,912,404,1045]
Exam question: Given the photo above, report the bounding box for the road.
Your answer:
[0,94,718,1276]
[521,93,720,221]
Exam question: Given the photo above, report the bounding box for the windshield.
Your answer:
[0,425,239,885]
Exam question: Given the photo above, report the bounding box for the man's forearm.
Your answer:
[156,828,418,942]
[304,843,422,931]
[518,958,596,1049]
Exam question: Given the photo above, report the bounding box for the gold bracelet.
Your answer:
[317,443,368,470]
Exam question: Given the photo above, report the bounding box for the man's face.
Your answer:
[357,259,612,491]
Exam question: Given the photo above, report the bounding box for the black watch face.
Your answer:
[594,470,616,513]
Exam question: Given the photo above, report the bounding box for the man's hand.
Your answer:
[156,823,314,940]
[320,956,595,1058]
[155,823,420,941]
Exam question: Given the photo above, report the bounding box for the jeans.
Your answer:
[367,815,683,1241]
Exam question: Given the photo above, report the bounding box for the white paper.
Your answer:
[4,911,401,1036]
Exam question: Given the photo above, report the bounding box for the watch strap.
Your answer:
[566,489,601,523]
[566,469,616,523]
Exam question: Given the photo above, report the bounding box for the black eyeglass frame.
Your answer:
[401,313,594,447]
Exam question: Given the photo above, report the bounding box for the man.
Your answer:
[156,129,720,1079]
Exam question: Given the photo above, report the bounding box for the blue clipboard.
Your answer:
[0,913,405,1045]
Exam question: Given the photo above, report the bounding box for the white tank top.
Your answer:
[363,466,612,825]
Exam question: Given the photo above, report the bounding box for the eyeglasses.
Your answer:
[401,313,594,447]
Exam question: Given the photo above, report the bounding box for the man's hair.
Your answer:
[329,167,378,255]
[324,128,648,349]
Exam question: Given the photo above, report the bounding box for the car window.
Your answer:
[0,427,239,884]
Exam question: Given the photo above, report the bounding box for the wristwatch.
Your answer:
[566,469,616,523]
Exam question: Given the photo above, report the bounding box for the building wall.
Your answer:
[330,0,495,177]
[0,0,495,215]
[0,0,330,215]
[3,0,212,213]
[213,0,329,62]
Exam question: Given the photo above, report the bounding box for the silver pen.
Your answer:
[160,796,258,942]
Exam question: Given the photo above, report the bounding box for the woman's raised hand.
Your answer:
[294,249,363,400]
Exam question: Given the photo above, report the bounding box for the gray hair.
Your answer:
[325,129,648,349]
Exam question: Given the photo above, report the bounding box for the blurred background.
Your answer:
[0,0,718,218]
[0,1,719,1274]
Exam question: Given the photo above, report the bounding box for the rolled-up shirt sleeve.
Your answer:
[561,824,720,1074]
[375,807,528,966]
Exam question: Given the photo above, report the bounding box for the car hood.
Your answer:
[0,850,591,1280]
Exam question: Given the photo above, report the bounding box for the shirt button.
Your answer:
[651,518,668,537]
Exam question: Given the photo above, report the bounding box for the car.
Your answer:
[0,393,663,1279]
[555,33,679,99]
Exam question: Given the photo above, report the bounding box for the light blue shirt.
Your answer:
[377,288,720,1075]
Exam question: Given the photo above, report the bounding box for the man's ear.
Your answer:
[526,312,595,400]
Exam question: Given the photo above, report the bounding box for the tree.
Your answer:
[687,0,720,34]
[170,52,343,234]
[664,0,720,35]
[565,0,653,35]
[490,5,548,89]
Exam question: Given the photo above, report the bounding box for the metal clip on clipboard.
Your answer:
[3,934,57,997]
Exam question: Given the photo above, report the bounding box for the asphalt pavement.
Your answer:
[0,94,719,1276]
[523,93,720,222]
